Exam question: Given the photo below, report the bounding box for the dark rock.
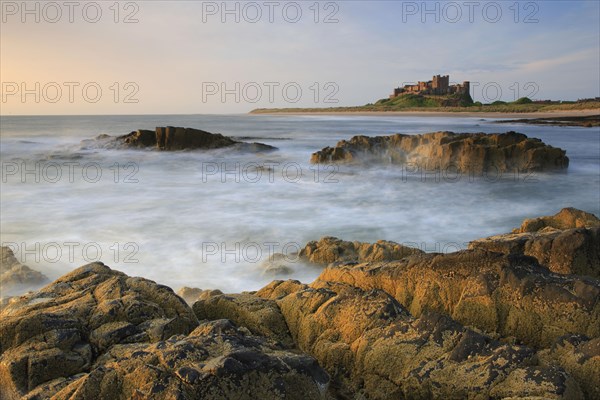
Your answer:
[538,335,600,399]
[117,126,277,152]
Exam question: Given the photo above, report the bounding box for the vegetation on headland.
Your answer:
[250,95,600,114]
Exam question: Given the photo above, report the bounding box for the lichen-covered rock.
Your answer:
[0,265,329,400]
[48,320,329,400]
[269,280,583,399]
[538,335,600,400]
[317,250,600,349]
[0,263,198,398]
[192,293,294,347]
[310,131,569,173]
[255,279,308,300]
[470,208,600,278]
[116,126,276,152]
[0,246,49,298]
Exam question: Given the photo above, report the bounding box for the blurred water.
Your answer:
[1,114,599,292]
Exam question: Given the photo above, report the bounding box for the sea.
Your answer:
[1,114,599,293]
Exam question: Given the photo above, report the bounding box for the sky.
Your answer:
[1,0,599,115]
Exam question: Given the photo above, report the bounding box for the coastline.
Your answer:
[249,109,600,118]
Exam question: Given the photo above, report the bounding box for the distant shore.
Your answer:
[250,109,599,118]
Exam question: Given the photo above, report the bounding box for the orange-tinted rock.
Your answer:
[470,208,600,278]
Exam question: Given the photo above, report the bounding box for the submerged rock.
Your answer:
[470,208,600,278]
[0,246,48,298]
[310,131,569,173]
[117,126,277,152]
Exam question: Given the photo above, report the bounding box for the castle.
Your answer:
[390,75,470,99]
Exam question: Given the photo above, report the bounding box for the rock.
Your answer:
[538,335,600,400]
[0,265,329,400]
[470,208,600,278]
[0,246,49,298]
[316,250,600,349]
[516,207,600,233]
[260,253,300,277]
[192,293,295,347]
[262,279,583,399]
[261,237,423,276]
[300,236,423,265]
[0,263,197,398]
[310,131,569,173]
[177,287,223,305]
[48,320,329,400]
[255,280,308,300]
[116,126,277,151]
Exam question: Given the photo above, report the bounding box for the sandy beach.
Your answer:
[250,109,600,118]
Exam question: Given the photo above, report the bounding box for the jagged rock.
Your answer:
[258,279,583,399]
[0,246,49,298]
[255,279,308,300]
[316,250,600,349]
[0,263,197,398]
[538,335,600,400]
[310,131,569,173]
[116,126,277,151]
[46,320,329,399]
[470,208,600,277]
[262,237,423,276]
[0,264,329,400]
[192,293,294,348]
[516,207,600,233]
[176,287,223,305]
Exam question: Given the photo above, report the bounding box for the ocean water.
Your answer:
[1,114,599,293]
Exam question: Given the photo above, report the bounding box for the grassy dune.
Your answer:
[250,95,600,114]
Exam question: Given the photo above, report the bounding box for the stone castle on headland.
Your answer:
[390,75,470,99]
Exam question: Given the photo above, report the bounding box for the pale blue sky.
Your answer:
[1,0,599,114]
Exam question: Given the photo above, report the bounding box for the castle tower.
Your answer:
[462,81,470,94]
[432,75,449,94]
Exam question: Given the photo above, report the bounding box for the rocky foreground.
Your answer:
[83,126,277,152]
[1,208,599,399]
[310,131,569,174]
